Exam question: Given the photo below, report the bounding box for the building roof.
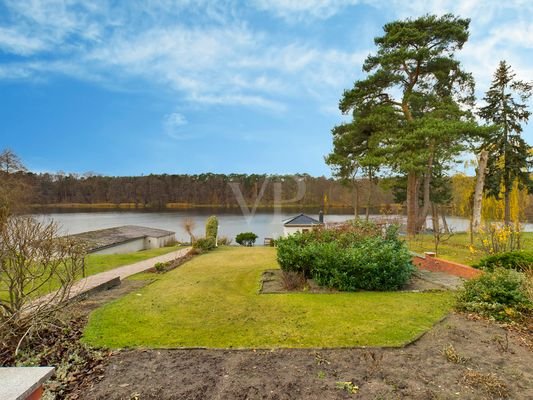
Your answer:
[283,213,322,227]
[69,225,175,252]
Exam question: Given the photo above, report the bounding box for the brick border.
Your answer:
[412,252,482,279]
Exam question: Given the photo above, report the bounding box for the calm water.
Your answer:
[34,209,533,242]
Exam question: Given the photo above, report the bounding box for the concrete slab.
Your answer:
[414,269,464,290]
[0,367,54,400]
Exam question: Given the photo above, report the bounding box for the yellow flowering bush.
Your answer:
[476,223,522,255]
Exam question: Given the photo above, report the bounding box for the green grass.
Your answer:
[407,232,533,266]
[0,246,181,301]
[83,247,453,349]
[84,246,181,276]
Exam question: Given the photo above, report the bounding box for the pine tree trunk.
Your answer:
[416,145,434,232]
[431,203,440,232]
[352,180,359,219]
[406,171,418,236]
[365,170,372,222]
[504,178,511,226]
[472,150,488,231]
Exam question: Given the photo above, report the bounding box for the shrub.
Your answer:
[477,223,522,254]
[276,222,413,291]
[193,237,216,252]
[154,262,166,273]
[280,271,307,291]
[236,232,258,246]
[311,239,414,291]
[217,236,232,246]
[205,216,218,241]
[456,268,532,321]
[275,233,318,277]
[473,251,533,272]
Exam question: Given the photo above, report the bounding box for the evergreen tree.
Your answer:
[325,105,385,218]
[478,61,533,225]
[338,14,480,235]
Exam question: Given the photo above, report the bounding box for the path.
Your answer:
[414,269,464,290]
[30,247,191,310]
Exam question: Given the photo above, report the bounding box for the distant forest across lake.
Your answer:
[8,172,533,221]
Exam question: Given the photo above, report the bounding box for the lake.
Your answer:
[35,209,533,242]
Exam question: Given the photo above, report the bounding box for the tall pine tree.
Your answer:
[338,14,480,235]
[478,61,533,225]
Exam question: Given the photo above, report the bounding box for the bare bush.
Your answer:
[182,218,196,244]
[217,236,232,246]
[462,370,509,399]
[0,216,86,362]
[280,271,307,291]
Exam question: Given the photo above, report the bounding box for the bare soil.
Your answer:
[83,313,532,400]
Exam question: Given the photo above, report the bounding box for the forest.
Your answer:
[2,169,391,211]
[1,164,532,222]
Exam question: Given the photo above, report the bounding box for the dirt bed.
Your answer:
[85,314,532,400]
[260,269,449,293]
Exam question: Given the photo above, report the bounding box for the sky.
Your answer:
[0,0,532,177]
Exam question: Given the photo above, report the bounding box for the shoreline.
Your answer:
[29,203,385,212]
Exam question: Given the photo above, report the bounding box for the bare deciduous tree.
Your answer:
[182,218,196,244]
[0,149,30,219]
[0,149,27,174]
[0,216,86,360]
[472,149,489,232]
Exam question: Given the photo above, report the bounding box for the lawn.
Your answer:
[0,245,182,301]
[84,246,181,276]
[407,232,533,265]
[83,246,453,349]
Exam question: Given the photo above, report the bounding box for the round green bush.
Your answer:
[235,232,258,246]
[456,268,532,321]
[473,251,533,272]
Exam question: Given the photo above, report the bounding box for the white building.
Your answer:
[70,225,176,255]
[283,213,324,236]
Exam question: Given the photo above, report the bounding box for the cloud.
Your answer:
[0,27,48,55]
[163,112,195,140]
[165,112,187,128]
[252,0,362,21]
[0,0,531,120]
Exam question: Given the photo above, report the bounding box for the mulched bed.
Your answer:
[260,269,447,294]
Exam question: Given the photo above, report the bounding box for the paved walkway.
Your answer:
[414,269,464,290]
[30,247,191,310]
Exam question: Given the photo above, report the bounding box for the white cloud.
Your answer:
[165,112,187,128]
[0,27,48,55]
[0,0,531,119]
[253,0,362,21]
[163,112,195,140]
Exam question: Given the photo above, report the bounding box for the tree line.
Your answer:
[1,149,532,222]
[0,151,392,211]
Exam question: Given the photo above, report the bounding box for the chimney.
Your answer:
[319,210,324,224]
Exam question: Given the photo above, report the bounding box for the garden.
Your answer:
[83,245,452,348]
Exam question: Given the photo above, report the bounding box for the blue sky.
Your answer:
[1,0,532,176]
